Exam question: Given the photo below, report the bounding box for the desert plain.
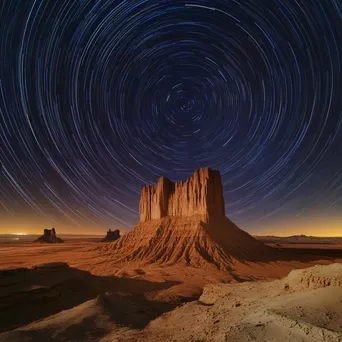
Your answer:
[1,169,342,341]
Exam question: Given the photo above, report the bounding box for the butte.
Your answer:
[101,168,274,270]
[102,229,121,242]
[33,228,64,243]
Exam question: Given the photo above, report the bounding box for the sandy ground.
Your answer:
[1,240,342,296]
[1,241,342,341]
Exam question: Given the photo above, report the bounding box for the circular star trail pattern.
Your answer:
[0,0,341,232]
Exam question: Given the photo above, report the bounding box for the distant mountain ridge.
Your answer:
[254,235,342,244]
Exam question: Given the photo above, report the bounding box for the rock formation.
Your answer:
[102,229,120,242]
[33,228,64,243]
[139,168,225,223]
[102,168,274,269]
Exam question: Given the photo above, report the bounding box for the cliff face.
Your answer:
[103,167,272,268]
[139,168,225,223]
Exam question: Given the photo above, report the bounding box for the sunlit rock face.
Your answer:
[103,167,272,269]
[139,168,225,223]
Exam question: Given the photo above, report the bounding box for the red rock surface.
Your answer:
[139,168,225,223]
[102,215,272,268]
[103,168,273,269]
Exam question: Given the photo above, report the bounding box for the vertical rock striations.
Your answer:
[139,168,225,223]
[103,167,273,268]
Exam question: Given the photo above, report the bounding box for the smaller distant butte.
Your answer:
[102,229,120,242]
[33,228,64,243]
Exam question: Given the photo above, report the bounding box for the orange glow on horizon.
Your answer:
[1,213,341,237]
[0,218,113,236]
[252,215,342,237]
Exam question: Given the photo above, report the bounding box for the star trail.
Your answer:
[0,0,341,235]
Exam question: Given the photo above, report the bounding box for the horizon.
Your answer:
[1,213,342,238]
[2,167,342,238]
[2,232,342,238]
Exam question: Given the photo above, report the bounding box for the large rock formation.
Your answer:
[139,168,225,223]
[33,228,64,243]
[101,168,274,269]
[102,229,120,242]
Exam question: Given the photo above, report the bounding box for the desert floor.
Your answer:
[1,240,342,341]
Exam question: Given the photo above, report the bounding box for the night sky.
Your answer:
[0,1,341,236]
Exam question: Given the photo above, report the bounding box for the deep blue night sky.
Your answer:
[0,0,341,235]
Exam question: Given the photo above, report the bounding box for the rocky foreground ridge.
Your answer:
[2,263,341,341]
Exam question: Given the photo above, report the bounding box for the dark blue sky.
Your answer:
[0,0,341,235]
